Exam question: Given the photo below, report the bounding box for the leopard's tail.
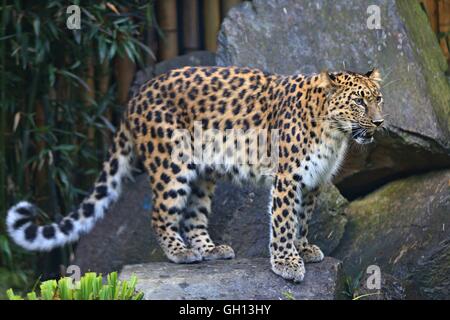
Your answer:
[6,121,135,251]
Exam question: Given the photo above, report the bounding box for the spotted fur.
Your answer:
[7,66,383,282]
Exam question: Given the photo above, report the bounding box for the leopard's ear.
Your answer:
[365,68,382,82]
[317,71,339,90]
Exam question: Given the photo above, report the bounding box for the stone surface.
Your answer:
[119,257,344,300]
[74,174,348,274]
[74,174,163,274]
[353,272,406,300]
[217,0,450,199]
[333,170,450,299]
[210,182,347,259]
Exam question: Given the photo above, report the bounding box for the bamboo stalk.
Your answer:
[146,25,159,66]
[19,68,40,194]
[84,53,96,143]
[203,0,221,52]
[99,58,111,117]
[438,0,450,63]
[99,58,112,149]
[182,0,200,53]
[221,0,241,18]
[47,86,58,214]
[423,0,439,33]
[156,0,178,60]
[115,54,136,108]
[81,52,98,180]
[34,100,48,208]
[146,2,158,66]
[0,0,7,213]
[98,59,110,99]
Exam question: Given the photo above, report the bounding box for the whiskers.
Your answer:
[351,126,367,140]
[323,117,354,134]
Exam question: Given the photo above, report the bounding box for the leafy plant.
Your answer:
[342,271,363,299]
[6,271,144,300]
[281,290,295,300]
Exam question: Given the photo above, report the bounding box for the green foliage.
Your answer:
[6,271,144,300]
[281,290,295,300]
[342,271,363,299]
[0,234,32,299]
[0,0,153,211]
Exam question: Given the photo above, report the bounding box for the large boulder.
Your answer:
[119,257,344,300]
[333,170,450,299]
[74,174,348,275]
[217,0,450,199]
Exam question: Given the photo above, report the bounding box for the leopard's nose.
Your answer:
[372,119,384,127]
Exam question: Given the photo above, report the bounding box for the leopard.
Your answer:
[7,66,384,282]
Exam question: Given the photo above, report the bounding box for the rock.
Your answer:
[129,51,216,97]
[211,182,347,258]
[351,272,406,300]
[74,174,348,274]
[308,184,348,255]
[333,170,450,299]
[73,174,164,274]
[217,0,450,199]
[119,257,344,300]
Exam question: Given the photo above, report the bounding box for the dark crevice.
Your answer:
[336,166,450,201]
[334,129,450,200]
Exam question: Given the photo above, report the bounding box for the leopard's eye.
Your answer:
[354,98,365,106]
[376,96,382,103]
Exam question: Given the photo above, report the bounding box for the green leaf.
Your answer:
[32,18,40,37]
[57,69,90,91]
[40,280,57,300]
[26,292,37,300]
[6,289,24,300]
[58,277,73,300]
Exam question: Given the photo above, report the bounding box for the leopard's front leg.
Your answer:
[294,189,324,263]
[269,173,305,282]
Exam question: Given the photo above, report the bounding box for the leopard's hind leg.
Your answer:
[182,176,235,261]
[145,153,202,264]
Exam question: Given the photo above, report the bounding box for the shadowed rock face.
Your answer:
[354,272,406,300]
[217,0,450,199]
[211,182,348,258]
[119,257,344,300]
[333,170,450,299]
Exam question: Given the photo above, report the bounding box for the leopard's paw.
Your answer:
[296,243,324,263]
[271,255,305,283]
[202,244,235,261]
[167,248,203,264]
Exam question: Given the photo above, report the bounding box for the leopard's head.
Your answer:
[320,69,384,144]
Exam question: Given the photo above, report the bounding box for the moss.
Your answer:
[396,0,450,138]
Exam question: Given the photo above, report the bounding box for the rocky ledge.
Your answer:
[119,257,344,300]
